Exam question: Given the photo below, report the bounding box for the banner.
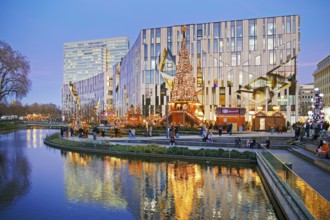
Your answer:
[216,107,246,115]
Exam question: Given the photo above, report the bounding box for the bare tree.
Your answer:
[0,40,31,102]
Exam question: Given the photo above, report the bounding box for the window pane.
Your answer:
[268,37,274,50]
[213,22,219,38]
[231,21,235,38]
[237,21,243,37]
[248,19,256,36]
[249,38,255,51]
[237,38,243,51]
[231,38,235,52]
[255,55,261,65]
[231,54,236,66]
[213,39,218,53]
[219,39,223,52]
[286,16,291,33]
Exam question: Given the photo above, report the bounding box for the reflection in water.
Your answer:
[63,153,277,219]
[26,128,44,148]
[63,152,127,209]
[0,136,31,210]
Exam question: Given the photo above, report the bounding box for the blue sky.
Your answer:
[1,0,329,107]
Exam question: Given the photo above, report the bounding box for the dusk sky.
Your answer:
[1,0,329,107]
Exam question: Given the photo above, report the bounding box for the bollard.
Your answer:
[284,162,292,169]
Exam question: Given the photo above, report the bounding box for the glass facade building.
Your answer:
[62,37,129,118]
[313,55,330,107]
[298,83,314,117]
[62,73,104,120]
[115,15,300,123]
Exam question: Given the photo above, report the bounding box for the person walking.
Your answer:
[149,125,153,137]
[218,125,223,136]
[235,137,242,148]
[305,122,310,138]
[175,126,179,138]
[265,138,270,149]
[228,123,233,135]
[131,128,136,139]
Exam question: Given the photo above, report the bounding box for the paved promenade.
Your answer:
[65,131,330,202]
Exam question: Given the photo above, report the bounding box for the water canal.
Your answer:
[0,129,277,219]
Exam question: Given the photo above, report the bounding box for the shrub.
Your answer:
[205,149,220,157]
[230,150,241,158]
[221,151,230,158]
[242,151,256,159]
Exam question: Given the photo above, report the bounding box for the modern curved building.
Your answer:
[114,15,300,125]
[62,37,129,120]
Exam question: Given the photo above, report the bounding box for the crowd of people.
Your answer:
[292,121,329,141]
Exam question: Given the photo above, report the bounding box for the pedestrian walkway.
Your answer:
[271,149,330,202]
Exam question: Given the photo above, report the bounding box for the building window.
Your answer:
[255,55,261,65]
[156,43,160,57]
[237,38,243,52]
[286,41,291,49]
[146,70,154,84]
[239,71,243,85]
[156,28,161,43]
[237,20,243,38]
[150,44,154,57]
[231,38,235,52]
[278,34,283,46]
[144,44,148,60]
[213,58,218,67]
[286,16,291,34]
[151,58,156,69]
[197,24,203,39]
[228,70,233,82]
[202,52,206,67]
[268,36,274,50]
[151,29,154,44]
[267,17,275,35]
[214,22,220,38]
[231,54,237,66]
[248,19,256,37]
[213,39,218,53]
[197,40,201,53]
[167,27,172,42]
[231,21,235,38]
[143,30,146,44]
[219,39,224,52]
[249,37,256,51]
[269,51,276,65]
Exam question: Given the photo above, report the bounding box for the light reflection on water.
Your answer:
[0,129,277,219]
[62,153,277,219]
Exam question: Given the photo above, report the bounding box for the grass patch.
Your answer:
[0,123,20,132]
